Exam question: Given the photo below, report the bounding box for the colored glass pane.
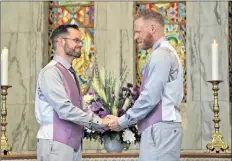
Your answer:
[51,1,93,6]
[51,5,94,28]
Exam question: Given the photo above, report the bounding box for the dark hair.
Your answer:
[50,24,79,50]
[135,9,164,27]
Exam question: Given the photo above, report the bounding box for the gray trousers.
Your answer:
[139,122,183,161]
[37,139,82,161]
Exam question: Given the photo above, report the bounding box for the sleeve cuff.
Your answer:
[90,114,102,129]
[118,115,130,129]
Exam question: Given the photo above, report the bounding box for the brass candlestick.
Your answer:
[1,85,12,155]
[206,80,229,153]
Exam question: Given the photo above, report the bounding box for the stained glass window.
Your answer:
[49,1,94,94]
[136,2,187,102]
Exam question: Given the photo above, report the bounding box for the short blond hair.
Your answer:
[135,9,164,27]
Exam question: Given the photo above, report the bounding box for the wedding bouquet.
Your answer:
[83,67,141,150]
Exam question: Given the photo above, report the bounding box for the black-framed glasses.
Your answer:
[62,37,83,43]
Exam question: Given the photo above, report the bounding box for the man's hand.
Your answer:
[101,116,111,130]
[107,115,121,132]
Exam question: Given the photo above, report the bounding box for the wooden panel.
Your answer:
[1,152,231,159]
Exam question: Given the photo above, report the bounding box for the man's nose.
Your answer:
[134,34,138,41]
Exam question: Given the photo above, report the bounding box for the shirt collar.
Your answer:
[152,37,167,51]
[53,55,71,70]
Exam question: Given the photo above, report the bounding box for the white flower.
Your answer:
[122,129,136,144]
[83,94,95,104]
[85,127,95,133]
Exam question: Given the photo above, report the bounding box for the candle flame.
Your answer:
[214,40,216,43]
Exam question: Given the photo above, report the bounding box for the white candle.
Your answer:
[1,47,9,85]
[212,40,219,80]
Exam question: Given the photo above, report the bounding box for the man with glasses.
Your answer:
[35,24,109,161]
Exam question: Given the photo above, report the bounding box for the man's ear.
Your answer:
[57,37,65,47]
[151,24,156,34]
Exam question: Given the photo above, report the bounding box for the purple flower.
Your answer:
[127,83,133,88]
[131,87,140,100]
[90,100,103,113]
[88,91,95,95]
[118,108,125,117]
[98,111,109,118]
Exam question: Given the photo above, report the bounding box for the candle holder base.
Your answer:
[206,133,230,153]
[1,136,12,155]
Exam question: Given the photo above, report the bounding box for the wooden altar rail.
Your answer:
[0,152,231,160]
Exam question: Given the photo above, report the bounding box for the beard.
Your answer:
[138,32,154,50]
[64,42,82,58]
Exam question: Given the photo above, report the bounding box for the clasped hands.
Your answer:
[101,115,121,131]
